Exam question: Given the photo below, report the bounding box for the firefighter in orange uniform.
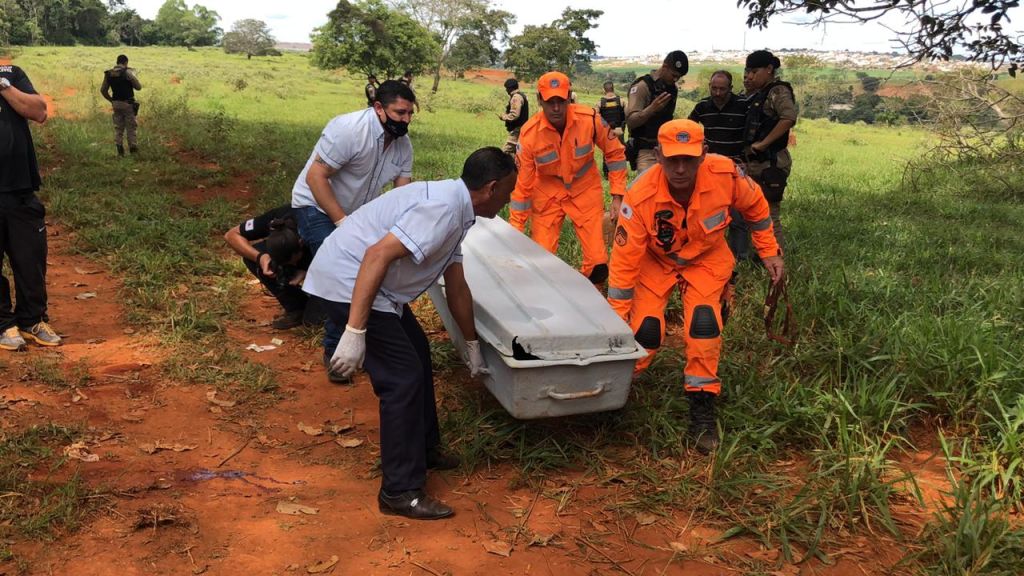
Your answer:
[607,119,784,453]
[510,71,628,284]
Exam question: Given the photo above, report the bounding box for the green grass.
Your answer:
[0,424,92,550]
[9,46,1024,572]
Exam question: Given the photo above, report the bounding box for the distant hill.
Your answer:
[275,42,312,52]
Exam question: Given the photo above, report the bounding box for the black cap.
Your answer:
[664,50,689,76]
[746,50,781,70]
[116,54,128,64]
[503,78,519,92]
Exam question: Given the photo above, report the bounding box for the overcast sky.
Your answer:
[124,0,1021,56]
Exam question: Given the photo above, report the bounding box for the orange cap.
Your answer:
[658,119,705,157]
[537,71,571,101]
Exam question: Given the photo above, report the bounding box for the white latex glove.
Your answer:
[464,340,490,378]
[330,325,366,378]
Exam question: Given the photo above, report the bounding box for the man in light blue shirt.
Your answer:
[303,147,517,520]
[291,80,416,382]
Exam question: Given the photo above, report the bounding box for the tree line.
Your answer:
[0,0,221,48]
[311,0,604,91]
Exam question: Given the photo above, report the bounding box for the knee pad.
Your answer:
[588,263,609,284]
[689,305,720,339]
[634,317,662,350]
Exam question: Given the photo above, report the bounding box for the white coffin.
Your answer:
[428,216,646,419]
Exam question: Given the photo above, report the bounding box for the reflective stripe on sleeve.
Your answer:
[575,143,593,157]
[608,286,634,300]
[536,150,558,164]
[606,160,627,172]
[684,375,720,388]
[510,199,532,211]
[748,216,772,231]
[702,210,726,230]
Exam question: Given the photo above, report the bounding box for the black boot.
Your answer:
[378,489,454,520]
[116,144,125,157]
[687,391,719,455]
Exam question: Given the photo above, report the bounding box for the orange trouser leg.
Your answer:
[681,278,725,396]
[529,201,566,256]
[565,192,608,280]
[627,281,672,375]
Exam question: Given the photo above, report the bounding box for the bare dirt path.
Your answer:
[1,82,928,575]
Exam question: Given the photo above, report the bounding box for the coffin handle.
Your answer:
[546,382,606,400]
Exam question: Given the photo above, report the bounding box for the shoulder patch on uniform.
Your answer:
[244,219,255,231]
[629,86,638,95]
[620,203,634,220]
[736,164,746,177]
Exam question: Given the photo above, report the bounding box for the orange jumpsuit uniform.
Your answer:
[607,155,780,394]
[510,104,628,280]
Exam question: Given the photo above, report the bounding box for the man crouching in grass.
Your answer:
[302,147,516,520]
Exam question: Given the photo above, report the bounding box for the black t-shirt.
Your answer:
[0,65,42,194]
[238,205,313,269]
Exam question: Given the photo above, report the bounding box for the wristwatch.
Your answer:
[0,77,11,91]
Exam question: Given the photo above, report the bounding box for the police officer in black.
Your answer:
[736,50,797,256]
[499,78,528,155]
[365,74,379,107]
[100,54,142,157]
[625,50,687,172]
[0,63,62,351]
[597,81,625,174]
[224,206,313,330]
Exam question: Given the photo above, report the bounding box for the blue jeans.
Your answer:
[294,206,341,357]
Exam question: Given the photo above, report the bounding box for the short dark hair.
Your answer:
[503,78,519,91]
[375,79,416,106]
[368,73,377,80]
[264,216,302,264]
[116,54,128,65]
[710,70,732,86]
[461,147,517,191]
[603,81,614,90]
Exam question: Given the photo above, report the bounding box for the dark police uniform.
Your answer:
[0,65,49,335]
[501,90,528,155]
[626,74,678,172]
[101,65,141,151]
[732,81,797,258]
[236,205,312,314]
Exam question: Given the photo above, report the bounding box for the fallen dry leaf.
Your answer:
[276,501,320,515]
[324,420,354,434]
[635,511,658,526]
[270,337,284,346]
[74,267,100,275]
[64,442,99,462]
[246,343,277,353]
[298,422,323,436]
[139,441,198,454]
[669,541,688,553]
[483,540,512,557]
[205,390,236,408]
[70,281,88,287]
[75,292,97,300]
[335,437,363,448]
[306,555,339,574]
[528,532,556,547]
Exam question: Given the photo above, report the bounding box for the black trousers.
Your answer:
[314,296,441,493]
[0,192,49,332]
[242,241,307,313]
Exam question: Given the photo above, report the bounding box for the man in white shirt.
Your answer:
[303,147,517,520]
[291,80,416,382]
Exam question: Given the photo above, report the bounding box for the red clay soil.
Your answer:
[0,109,940,576]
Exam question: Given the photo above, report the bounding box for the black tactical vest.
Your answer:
[628,74,677,147]
[105,67,135,101]
[743,80,795,157]
[598,95,625,128]
[504,91,528,132]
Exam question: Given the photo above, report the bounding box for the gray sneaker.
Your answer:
[20,322,62,347]
[0,326,27,351]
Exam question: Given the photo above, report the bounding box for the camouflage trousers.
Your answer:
[502,129,520,155]
[112,100,137,147]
